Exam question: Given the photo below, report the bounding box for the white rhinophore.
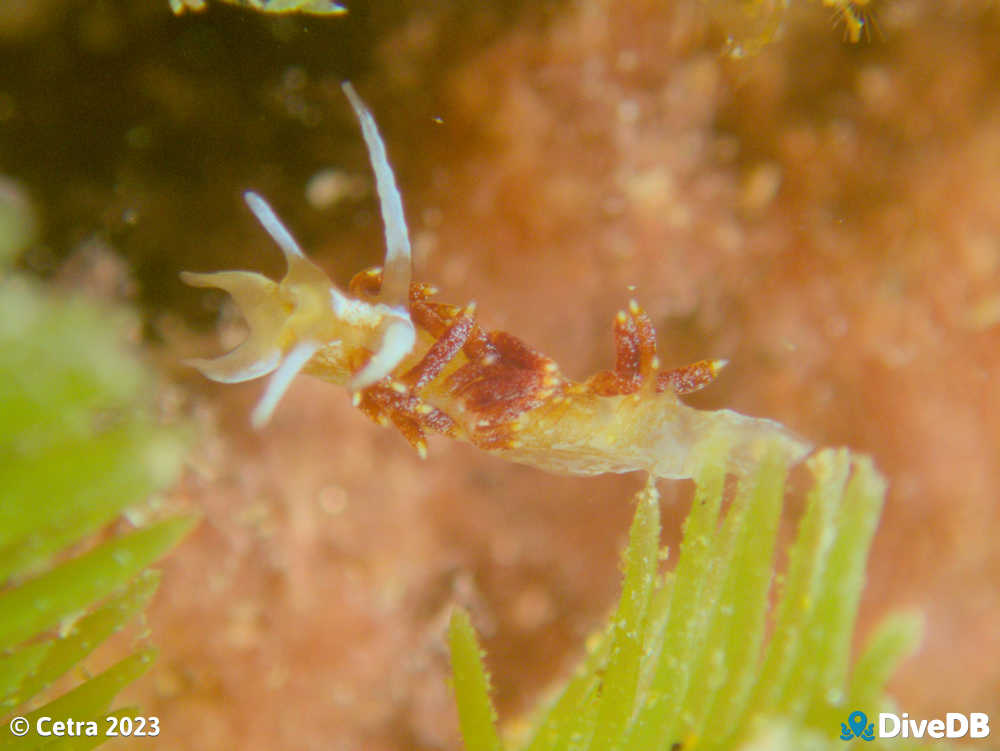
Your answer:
[183,83,418,426]
[341,81,413,310]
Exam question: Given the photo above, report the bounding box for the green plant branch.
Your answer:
[449,445,926,751]
[1,187,194,750]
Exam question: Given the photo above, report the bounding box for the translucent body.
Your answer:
[183,84,811,477]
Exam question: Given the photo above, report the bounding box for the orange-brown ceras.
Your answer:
[183,84,811,480]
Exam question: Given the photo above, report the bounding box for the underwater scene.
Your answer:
[1,1,998,749]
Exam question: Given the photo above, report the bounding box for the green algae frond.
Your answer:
[449,442,935,751]
[0,189,194,749]
[168,0,346,17]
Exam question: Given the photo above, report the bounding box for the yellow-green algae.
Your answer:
[168,0,346,16]
[0,185,193,750]
[449,442,937,751]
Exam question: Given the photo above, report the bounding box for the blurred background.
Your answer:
[2,0,998,748]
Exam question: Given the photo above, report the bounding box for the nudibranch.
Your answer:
[183,83,811,479]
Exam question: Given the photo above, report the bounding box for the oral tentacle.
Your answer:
[184,345,282,384]
[349,315,416,391]
[180,269,289,383]
[251,339,322,427]
[341,82,412,310]
[181,270,284,335]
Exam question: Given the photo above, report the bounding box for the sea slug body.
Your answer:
[183,83,811,478]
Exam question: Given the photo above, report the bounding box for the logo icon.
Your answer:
[841,711,876,742]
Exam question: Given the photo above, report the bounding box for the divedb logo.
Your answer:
[841,710,991,741]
